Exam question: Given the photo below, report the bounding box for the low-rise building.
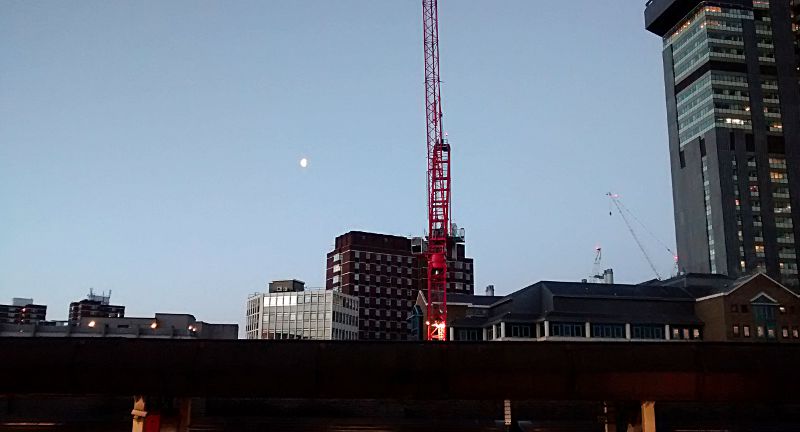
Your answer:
[68,289,125,322]
[444,272,800,343]
[246,280,359,340]
[0,298,47,324]
[447,281,703,342]
[660,273,800,342]
[0,313,237,339]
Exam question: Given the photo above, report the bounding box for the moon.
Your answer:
[299,157,308,168]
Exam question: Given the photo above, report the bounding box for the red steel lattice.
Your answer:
[422,0,450,341]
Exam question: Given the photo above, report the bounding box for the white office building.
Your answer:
[246,280,359,340]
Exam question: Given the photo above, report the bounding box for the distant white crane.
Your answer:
[607,192,678,280]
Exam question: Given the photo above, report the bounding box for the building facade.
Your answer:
[413,225,476,296]
[0,313,237,339]
[445,272,800,343]
[662,272,800,341]
[0,298,47,324]
[326,230,474,340]
[326,232,422,340]
[645,0,800,286]
[68,290,125,322]
[245,280,359,340]
[448,281,704,342]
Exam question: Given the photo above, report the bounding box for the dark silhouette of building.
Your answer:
[325,230,474,340]
[68,289,125,323]
[660,272,800,341]
[447,280,704,342]
[645,0,800,287]
[0,313,238,339]
[0,298,47,324]
[445,272,800,343]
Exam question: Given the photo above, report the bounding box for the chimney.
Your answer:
[485,285,495,296]
[603,269,614,284]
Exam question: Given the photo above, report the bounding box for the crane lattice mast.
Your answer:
[422,0,450,341]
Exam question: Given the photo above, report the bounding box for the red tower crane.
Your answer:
[422,0,450,341]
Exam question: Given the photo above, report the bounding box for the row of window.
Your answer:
[732,324,800,339]
[459,322,702,341]
[731,304,795,314]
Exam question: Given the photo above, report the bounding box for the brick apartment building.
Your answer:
[325,230,474,340]
[0,298,47,324]
[68,289,125,323]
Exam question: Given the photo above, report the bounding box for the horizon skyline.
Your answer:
[1,1,675,328]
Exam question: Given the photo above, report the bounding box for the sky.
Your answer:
[0,0,674,329]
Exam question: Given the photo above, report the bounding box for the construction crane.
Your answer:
[422,0,450,341]
[591,246,603,282]
[607,192,678,280]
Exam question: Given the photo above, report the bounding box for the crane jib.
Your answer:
[422,0,450,341]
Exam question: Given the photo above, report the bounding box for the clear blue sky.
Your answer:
[1,1,673,327]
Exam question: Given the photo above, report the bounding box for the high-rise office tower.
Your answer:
[645,0,800,286]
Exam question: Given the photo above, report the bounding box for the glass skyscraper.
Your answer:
[645,0,800,286]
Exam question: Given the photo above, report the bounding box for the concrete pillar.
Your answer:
[177,398,192,432]
[543,321,549,338]
[449,326,455,341]
[641,401,656,432]
[625,324,631,340]
[131,396,147,432]
[665,325,671,341]
[585,322,591,338]
[602,402,616,432]
[500,322,506,339]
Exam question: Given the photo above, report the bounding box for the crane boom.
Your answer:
[608,193,663,280]
[423,0,450,341]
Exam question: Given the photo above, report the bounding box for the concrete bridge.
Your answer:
[2,338,799,431]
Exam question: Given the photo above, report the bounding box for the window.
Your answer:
[550,322,585,338]
[511,325,532,338]
[782,327,789,338]
[731,304,739,313]
[741,305,749,313]
[457,329,480,341]
[793,328,799,339]
[632,325,664,340]
[744,325,751,337]
[733,325,740,337]
[757,326,765,338]
[593,324,626,339]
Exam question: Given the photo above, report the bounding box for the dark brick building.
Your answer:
[0,298,47,324]
[325,230,475,340]
[445,272,800,344]
[68,290,125,323]
[664,272,800,341]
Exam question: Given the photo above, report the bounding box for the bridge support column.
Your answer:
[130,396,191,432]
[640,401,656,432]
[606,401,656,432]
[131,396,147,432]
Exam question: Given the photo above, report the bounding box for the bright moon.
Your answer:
[299,158,308,168]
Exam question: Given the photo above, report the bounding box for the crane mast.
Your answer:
[422,0,450,341]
